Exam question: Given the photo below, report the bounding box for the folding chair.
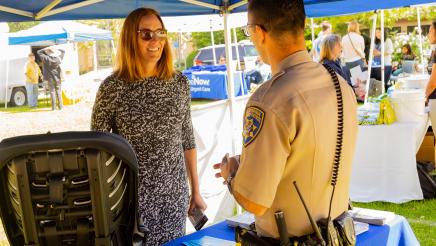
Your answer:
[0,131,145,245]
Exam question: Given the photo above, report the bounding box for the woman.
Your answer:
[341,21,366,72]
[91,8,206,245]
[320,34,365,100]
[425,21,436,131]
[400,44,415,61]
[373,29,394,85]
[320,34,352,86]
[393,44,416,76]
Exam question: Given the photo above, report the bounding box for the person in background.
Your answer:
[91,7,206,245]
[37,47,65,110]
[320,34,352,86]
[393,44,416,76]
[219,55,226,65]
[362,33,371,63]
[425,21,436,135]
[245,56,271,90]
[24,52,41,108]
[311,21,332,62]
[320,34,366,101]
[342,20,366,72]
[373,29,394,85]
[215,0,357,243]
[400,44,416,61]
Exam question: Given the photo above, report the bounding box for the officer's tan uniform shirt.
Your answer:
[232,51,358,238]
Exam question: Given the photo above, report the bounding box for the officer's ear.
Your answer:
[257,25,267,44]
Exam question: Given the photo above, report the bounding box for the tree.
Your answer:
[310,6,436,36]
[190,28,247,49]
[8,21,39,32]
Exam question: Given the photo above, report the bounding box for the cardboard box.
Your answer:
[416,132,435,164]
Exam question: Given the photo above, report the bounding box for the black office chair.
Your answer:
[0,131,144,245]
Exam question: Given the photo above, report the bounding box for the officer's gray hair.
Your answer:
[319,34,341,62]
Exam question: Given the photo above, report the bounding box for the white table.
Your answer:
[350,114,429,203]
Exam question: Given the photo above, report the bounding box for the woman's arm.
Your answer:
[184,149,206,214]
[91,78,116,132]
[425,64,436,99]
[180,74,206,214]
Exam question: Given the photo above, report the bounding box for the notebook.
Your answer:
[182,236,234,246]
[225,212,255,229]
[349,208,396,225]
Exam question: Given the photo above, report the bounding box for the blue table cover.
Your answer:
[183,66,248,100]
[165,215,418,246]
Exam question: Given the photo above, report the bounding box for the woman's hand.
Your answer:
[188,192,207,215]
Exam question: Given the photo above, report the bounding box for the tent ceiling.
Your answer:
[0,0,435,22]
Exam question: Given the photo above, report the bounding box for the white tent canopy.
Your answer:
[162,12,247,33]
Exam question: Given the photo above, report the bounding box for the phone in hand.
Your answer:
[189,208,208,231]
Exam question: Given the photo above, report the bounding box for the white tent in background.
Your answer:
[163,12,247,67]
[163,12,247,33]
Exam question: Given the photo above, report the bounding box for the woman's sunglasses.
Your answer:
[137,29,167,41]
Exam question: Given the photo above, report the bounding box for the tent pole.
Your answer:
[381,10,385,93]
[0,5,33,18]
[211,22,217,65]
[93,41,98,71]
[179,0,220,10]
[35,0,63,20]
[223,8,237,156]
[110,39,116,62]
[43,0,104,18]
[5,59,9,109]
[417,7,425,74]
[365,12,378,105]
[232,28,241,70]
[310,18,315,60]
[178,32,183,67]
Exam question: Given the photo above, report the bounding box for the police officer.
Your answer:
[214,0,358,242]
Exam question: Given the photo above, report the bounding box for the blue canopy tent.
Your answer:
[0,0,434,21]
[8,20,112,46]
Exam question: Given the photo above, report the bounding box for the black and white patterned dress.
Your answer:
[91,72,196,245]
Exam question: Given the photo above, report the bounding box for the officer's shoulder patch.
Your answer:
[243,106,265,147]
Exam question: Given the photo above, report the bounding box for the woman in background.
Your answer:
[321,34,365,100]
[341,20,366,72]
[393,44,416,75]
[320,34,352,86]
[373,29,394,85]
[91,7,206,245]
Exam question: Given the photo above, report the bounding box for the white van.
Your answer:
[0,26,30,106]
[0,24,80,107]
[193,40,258,70]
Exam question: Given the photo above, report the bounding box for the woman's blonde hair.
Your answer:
[114,7,174,81]
[319,34,341,62]
[347,20,360,34]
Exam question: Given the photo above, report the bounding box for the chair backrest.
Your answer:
[0,131,140,246]
[402,60,415,74]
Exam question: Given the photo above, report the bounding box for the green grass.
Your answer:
[0,98,51,113]
[191,99,215,106]
[354,200,436,246]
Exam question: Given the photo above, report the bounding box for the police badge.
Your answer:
[243,106,265,147]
